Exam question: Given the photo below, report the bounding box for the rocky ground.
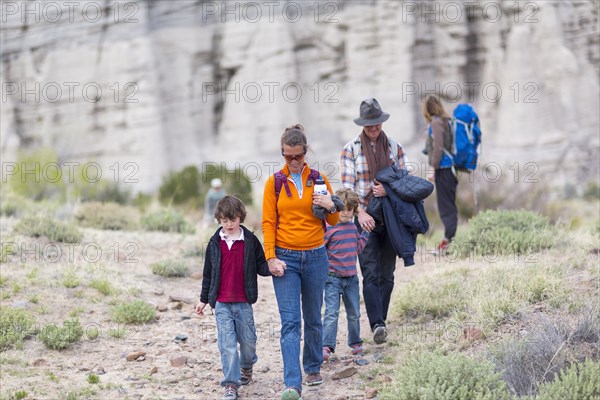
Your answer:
[0,220,421,400]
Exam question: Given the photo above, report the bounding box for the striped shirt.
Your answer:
[324,221,370,277]
[340,132,407,209]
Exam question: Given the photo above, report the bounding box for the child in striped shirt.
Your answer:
[322,188,370,362]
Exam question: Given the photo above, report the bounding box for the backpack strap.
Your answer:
[274,169,327,232]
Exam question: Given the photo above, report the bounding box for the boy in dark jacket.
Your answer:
[195,196,271,400]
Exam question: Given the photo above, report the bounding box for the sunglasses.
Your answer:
[282,151,306,162]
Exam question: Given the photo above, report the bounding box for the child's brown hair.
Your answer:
[214,195,247,222]
[335,188,360,214]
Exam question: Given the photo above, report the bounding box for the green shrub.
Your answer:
[9,391,28,400]
[86,373,100,384]
[38,319,84,350]
[75,179,131,205]
[380,352,511,400]
[151,259,189,277]
[199,164,253,206]
[74,202,138,230]
[112,300,156,324]
[141,208,195,234]
[0,307,36,351]
[89,278,116,296]
[458,209,557,257]
[14,215,82,243]
[158,165,201,207]
[8,148,65,201]
[0,192,34,217]
[131,192,152,212]
[62,269,81,288]
[536,359,600,400]
[108,326,127,338]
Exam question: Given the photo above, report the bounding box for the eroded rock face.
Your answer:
[1,1,598,195]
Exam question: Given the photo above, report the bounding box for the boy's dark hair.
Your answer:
[214,195,247,222]
[335,188,359,214]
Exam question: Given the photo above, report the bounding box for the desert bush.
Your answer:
[0,307,36,351]
[112,300,156,324]
[570,307,600,345]
[458,209,558,257]
[379,351,511,400]
[489,316,570,396]
[39,319,84,350]
[141,208,195,234]
[200,164,254,206]
[62,269,81,288]
[159,165,202,207]
[535,358,600,400]
[8,148,65,201]
[151,259,189,277]
[74,202,138,230]
[89,278,116,296]
[14,215,82,243]
[0,192,35,218]
[8,391,28,400]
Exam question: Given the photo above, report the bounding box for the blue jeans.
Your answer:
[322,274,363,351]
[272,246,329,389]
[215,302,258,387]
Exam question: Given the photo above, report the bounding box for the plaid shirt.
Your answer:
[341,132,408,209]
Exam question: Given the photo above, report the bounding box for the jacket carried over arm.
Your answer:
[199,225,270,308]
[262,163,339,260]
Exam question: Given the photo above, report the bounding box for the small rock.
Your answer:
[170,356,188,367]
[372,352,383,363]
[463,326,482,341]
[180,315,191,321]
[32,359,47,367]
[137,356,146,362]
[153,288,164,295]
[96,367,106,375]
[189,271,203,280]
[332,366,357,380]
[126,351,146,361]
[365,387,378,399]
[168,295,193,304]
[171,302,183,310]
[355,358,369,366]
[150,366,158,375]
[259,365,270,373]
[157,304,168,312]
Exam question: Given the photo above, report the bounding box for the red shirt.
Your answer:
[216,239,248,303]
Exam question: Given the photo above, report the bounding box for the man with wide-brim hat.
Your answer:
[339,98,408,346]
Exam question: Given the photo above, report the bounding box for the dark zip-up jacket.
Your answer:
[200,225,270,308]
[367,165,432,266]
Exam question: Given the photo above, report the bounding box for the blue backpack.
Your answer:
[445,104,482,171]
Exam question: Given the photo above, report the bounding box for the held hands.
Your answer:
[268,258,286,277]
[195,302,207,317]
[312,193,335,210]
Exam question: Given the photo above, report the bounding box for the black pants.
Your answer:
[356,219,397,331]
[435,168,458,241]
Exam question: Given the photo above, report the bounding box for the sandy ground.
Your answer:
[1,221,426,400]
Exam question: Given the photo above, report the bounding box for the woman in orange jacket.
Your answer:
[262,124,339,400]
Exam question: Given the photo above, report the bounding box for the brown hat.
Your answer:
[353,98,390,126]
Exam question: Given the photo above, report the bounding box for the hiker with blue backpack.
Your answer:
[262,124,339,400]
[423,95,481,254]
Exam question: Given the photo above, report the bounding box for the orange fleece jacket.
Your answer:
[262,163,339,259]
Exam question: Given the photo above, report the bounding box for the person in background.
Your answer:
[340,98,408,345]
[322,188,369,363]
[203,178,226,228]
[195,196,271,400]
[423,95,457,255]
[262,124,339,400]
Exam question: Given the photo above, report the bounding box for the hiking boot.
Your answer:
[222,384,238,400]
[240,366,253,385]
[281,387,302,400]
[322,346,332,363]
[373,325,388,344]
[351,343,364,356]
[305,372,323,386]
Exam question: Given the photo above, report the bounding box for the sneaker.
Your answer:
[240,366,253,385]
[437,238,450,255]
[322,346,332,363]
[305,372,323,386]
[222,384,238,400]
[373,325,388,344]
[281,387,302,400]
[351,343,364,356]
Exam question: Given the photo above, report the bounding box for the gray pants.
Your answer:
[435,168,458,241]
